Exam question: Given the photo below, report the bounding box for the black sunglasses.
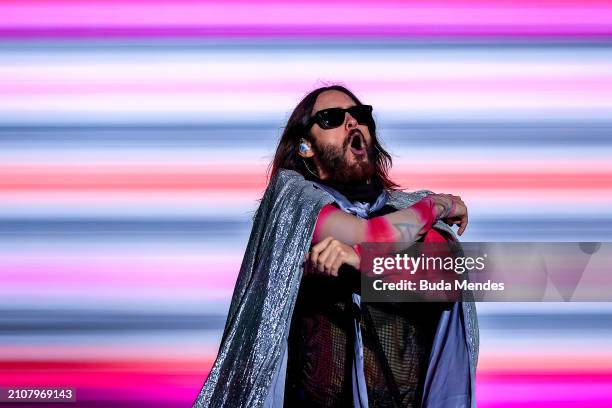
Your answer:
[307,105,374,130]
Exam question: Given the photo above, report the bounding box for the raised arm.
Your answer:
[312,198,433,246]
[306,194,467,276]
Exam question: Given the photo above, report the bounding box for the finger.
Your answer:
[324,246,343,275]
[311,236,333,255]
[309,249,319,269]
[324,245,344,274]
[310,237,333,267]
[317,243,337,272]
[330,255,345,277]
[458,215,468,235]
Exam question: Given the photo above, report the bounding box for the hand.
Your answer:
[428,193,469,236]
[305,237,361,277]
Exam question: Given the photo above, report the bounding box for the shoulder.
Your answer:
[386,188,435,210]
[268,168,334,203]
[273,168,316,192]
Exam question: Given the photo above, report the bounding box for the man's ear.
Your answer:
[297,139,314,158]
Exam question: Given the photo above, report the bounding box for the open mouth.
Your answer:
[349,130,366,156]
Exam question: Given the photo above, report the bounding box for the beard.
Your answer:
[311,135,376,184]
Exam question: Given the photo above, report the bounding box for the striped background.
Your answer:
[1,1,611,407]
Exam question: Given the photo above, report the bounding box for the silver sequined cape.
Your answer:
[193,168,479,407]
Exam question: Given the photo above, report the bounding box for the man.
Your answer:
[193,85,479,408]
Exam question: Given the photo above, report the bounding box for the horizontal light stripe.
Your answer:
[1,165,610,191]
[1,3,611,28]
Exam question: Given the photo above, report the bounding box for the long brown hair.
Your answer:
[268,85,399,190]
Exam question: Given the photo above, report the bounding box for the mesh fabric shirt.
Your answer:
[284,179,453,407]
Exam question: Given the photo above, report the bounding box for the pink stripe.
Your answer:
[479,372,612,380]
[1,3,611,27]
[479,402,612,408]
[0,259,240,288]
[3,0,611,5]
[0,359,212,372]
[1,170,609,191]
[479,353,612,371]
[3,367,611,406]
[478,384,612,403]
[0,26,610,40]
[0,371,201,388]
[477,372,612,405]
[1,0,611,5]
[3,78,612,95]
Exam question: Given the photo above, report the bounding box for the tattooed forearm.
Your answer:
[311,195,440,247]
[393,222,419,242]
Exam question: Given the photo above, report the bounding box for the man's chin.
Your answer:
[332,162,375,184]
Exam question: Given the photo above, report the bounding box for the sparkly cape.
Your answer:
[193,169,479,408]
